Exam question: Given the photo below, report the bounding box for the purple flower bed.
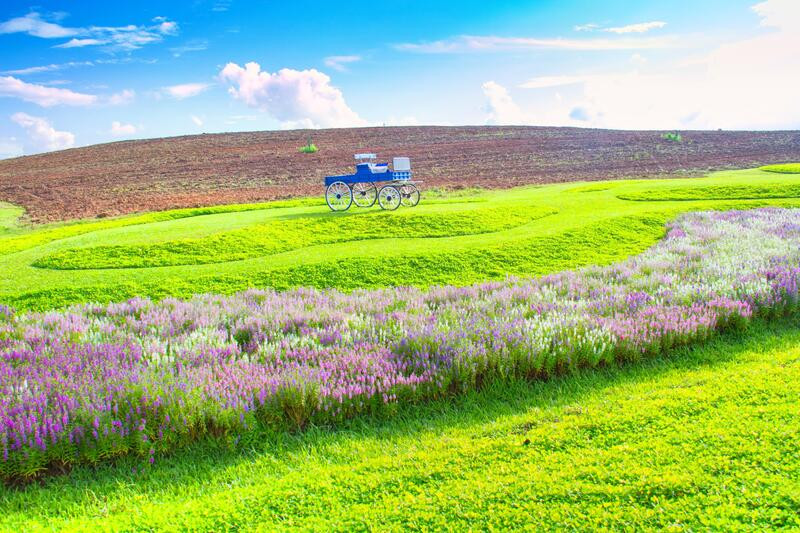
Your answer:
[1,208,799,479]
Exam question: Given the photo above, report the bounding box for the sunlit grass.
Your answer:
[761,163,800,174]
[3,318,798,530]
[2,167,800,311]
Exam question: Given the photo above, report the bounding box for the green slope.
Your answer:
[2,167,800,310]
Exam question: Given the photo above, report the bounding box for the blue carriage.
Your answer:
[324,154,421,211]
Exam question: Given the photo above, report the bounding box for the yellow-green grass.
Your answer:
[3,317,798,530]
[3,167,800,310]
[32,205,556,269]
[761,163,800,174]
[0,202,24,234]
[617,183,800,201]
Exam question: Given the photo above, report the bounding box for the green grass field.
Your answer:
[3,165,800,528]
[3,167,800,311]
[2,317,798,531]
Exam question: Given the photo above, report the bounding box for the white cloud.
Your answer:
[574,23,599,32]
[1,61,93,75]
[519,75,589,89]
[396,34,677,53]
[108,89,135,105]
[482,81,532,125]
[0,138,24,159]
[11,112,75,151]
[508,0,800,130]
[0,12,77,38]
[154,17,178,35]
[219,61,366,128]
[190,115,203,126]
[163,83,210,99]
[110,121,138,137]
[323,55,361,72]
[170,40,208,57]
[752,0,798,28]
[605,21,667,34]
[0,76,97,106]
[54,38,106,48]
[0,12,179,52]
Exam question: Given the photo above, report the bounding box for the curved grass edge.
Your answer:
[30,206,557,271]
[760,163,800,174]
[2,208,797,484]
[3,213,666,311]
[0,198,325,257]
[617,183,800,202]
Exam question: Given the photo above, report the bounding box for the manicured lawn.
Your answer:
[2,318,798,531]
[761,163,800,174]
[2,167,800,310]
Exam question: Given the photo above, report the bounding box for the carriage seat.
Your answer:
[367,163,389,173]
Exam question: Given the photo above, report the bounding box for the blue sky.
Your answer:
[0,0,798,158]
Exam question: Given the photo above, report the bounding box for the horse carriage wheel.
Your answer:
[378,185,401,210]
[325,181,353,211]
[399,183,420,207]
[352,182,377,208]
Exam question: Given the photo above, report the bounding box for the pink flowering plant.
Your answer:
[1,208,799,480]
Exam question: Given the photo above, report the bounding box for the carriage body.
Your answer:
[324,154,420,211]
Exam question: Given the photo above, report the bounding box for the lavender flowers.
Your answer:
[2,208,799,479]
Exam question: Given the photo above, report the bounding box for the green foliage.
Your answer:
[3,319,799,530]
[761,163,800,174]
[298,143,319,153]
[618,183,800,202]
[32,205,556,270]
[661,132,682,142]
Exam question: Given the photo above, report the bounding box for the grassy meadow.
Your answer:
[2,165,800,530]
[3,166,800,311]
[2,317,798,531]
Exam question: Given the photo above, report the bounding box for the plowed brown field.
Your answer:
[1,126,799,223]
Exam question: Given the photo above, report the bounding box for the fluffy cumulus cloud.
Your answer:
[11,112,75,151]
[516,0,800,130]
[110,121,138,137]
[0,76,97,106]
[162,83,210,100]
[482,81,532,125]
[219,62,366,128]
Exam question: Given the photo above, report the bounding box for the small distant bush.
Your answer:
[298,143,318,153]
[299,136,318,153]
[661,132,682,142]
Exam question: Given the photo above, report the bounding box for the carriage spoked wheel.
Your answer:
[351,182,377,208]
[399,183,420,207]
[378,185,401,210]
[325,181,353,211]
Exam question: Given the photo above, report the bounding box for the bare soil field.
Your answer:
[1,126,799,223]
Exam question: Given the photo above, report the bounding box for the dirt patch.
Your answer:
[1,126,799,223]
